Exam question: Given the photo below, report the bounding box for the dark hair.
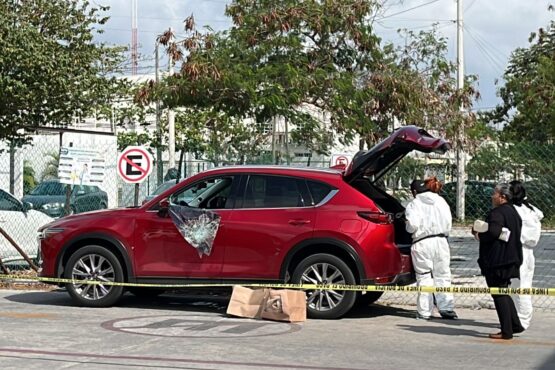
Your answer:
[424,176,443,193]
[509,180,534,210]
[410,179,428,194]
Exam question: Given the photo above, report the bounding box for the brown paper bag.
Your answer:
[226,286,269,319]
[261,289,307,322]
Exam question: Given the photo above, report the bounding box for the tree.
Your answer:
[490,7,555,143]
[23,160,37,194]
[139,0,479,156]
[41,152,59,181]
[139,0,383,154]
[0,0,126,142]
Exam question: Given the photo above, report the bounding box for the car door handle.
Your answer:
[288,219,310,226]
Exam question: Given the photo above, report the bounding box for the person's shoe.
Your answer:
[439,310,458,320]
[489,332,513,340]
[513,326,525,334]
[416,313,431,320]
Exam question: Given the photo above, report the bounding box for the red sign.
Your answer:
[335,156,349,166]
[117,146,153,184]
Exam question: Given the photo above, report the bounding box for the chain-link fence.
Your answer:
[0,132,553,312]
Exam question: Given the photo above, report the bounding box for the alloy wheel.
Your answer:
[71,253,116,300]
[300,262,346,312]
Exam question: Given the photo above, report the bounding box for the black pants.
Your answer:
[485,273,524,338]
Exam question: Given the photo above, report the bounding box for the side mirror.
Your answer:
[76,190,86,196]
[22,201,32,212]
[158,197,170,217]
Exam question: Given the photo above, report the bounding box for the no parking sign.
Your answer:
[117,146,153,184]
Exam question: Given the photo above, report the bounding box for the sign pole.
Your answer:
[134,183,139,206]
[117,146,154,206]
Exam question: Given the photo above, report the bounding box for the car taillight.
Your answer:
[357,211,393,224]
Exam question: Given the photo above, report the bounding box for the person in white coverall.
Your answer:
[405,177,458,320]
[509,180,543,329]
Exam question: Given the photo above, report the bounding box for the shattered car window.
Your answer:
[169,205,221,258]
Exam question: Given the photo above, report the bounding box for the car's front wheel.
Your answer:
[64,246,124,307]
[292,253,357,319]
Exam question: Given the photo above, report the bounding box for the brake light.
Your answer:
[357,211,393,224]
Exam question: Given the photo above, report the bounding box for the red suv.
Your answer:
[38,126,450,319]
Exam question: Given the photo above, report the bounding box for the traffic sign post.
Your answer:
[117,146,154,206]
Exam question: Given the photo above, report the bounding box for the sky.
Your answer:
[94,0,554,111]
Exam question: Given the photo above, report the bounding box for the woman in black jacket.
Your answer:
[473,183,524,340]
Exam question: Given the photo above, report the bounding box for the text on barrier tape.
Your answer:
[0,274,554,296]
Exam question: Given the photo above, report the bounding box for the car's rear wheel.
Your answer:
[64,246,124,307]
[355,291,384,307]
[292,253,357,319]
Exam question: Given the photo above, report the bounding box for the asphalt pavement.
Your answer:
[0,288,554,370]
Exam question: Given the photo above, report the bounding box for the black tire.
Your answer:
[292,253,357,319]
[128,287,165,299]
[64,245,124,307]
[355,291,384,307]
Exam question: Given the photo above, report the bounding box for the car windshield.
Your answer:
[153,180,179,196]
[30,182,65,196]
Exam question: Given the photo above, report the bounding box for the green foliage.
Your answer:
[23,160,37,194]
[139,0,478,157]
[490,9,555,143]
[41,152,59,181]
[117,132,153,152]
[0,0,126,142]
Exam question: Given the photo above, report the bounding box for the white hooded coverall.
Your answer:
[510,203,543,329]
[405,191,454,317]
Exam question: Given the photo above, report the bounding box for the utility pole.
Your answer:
[455,0,466,221]
[155,41,163,186]
[131,0,138,76]
[167,28,176,171]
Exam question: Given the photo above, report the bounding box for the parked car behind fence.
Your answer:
[0,189,53,262]
[23,180,108,218]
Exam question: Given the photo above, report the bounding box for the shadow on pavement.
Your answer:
[397,323,487,338]
[348,302,499,329]
[4,290,436,321]
[3,289,230,314]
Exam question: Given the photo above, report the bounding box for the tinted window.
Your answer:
[171,176,233,209]
[30,182,65,196]
[307,180,334,205]
[243,175,303,208]
[73,185,85,194]
[153,180,179,196]
[0,190,22,211]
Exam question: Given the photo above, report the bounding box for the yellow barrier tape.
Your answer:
[1,274,554,296]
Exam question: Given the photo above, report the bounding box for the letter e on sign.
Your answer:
[117,146,154,184]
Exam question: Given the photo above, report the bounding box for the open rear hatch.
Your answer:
[345,126,451,245]
[344,126,451,183]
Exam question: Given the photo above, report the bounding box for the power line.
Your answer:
[464,25,506,73]
[465,24,508,62]
[378,0,443,20]
[464,0,478,12]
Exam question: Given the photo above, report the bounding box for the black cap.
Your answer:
[410,179,428,194]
